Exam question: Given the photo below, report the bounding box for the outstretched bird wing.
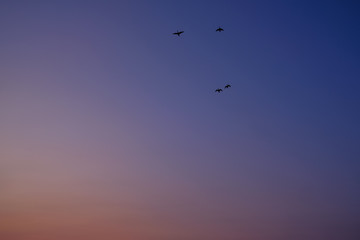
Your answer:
[173,31,183,36]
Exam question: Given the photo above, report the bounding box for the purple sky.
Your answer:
[1,1,360,239]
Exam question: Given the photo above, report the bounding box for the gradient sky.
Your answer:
[1,1,360,239]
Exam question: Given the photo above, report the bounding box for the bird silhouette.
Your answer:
[173,30,184,36]
[224,84,231,89]
[216,27,224,32]
[215,88,223,93]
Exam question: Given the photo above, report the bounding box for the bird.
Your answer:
[173,30,184,36]
[224,84,231,89]
[215,88,223,93]
[216,27,224,32]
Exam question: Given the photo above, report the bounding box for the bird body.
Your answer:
[224,84,231,89]
[216,27,224,32]
[173,30,184,36]
[215,88,223,93]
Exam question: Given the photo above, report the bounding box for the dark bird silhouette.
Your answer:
[173,30,184,36]
[224,84,231,89]
[216,27,224,32]
[215,88,223,93]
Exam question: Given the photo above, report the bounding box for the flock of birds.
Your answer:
[215,84,231,93]
[173,27,231,94]
[172,27,224,36]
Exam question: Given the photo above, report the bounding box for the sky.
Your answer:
[1,0,360,239]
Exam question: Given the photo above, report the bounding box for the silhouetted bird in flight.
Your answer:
[224,84,231,89]
[215,88,223,93]
[216,27,224,32]
[173,30,184,36]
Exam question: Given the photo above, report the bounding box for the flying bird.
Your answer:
[215,88,223,93]
[224,84,231,89]
[216,27,224,32]
[173,30,184,36]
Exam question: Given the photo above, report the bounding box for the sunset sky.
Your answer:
[1,1,360,239]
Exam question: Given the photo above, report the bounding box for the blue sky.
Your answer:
[1,1,360,239]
